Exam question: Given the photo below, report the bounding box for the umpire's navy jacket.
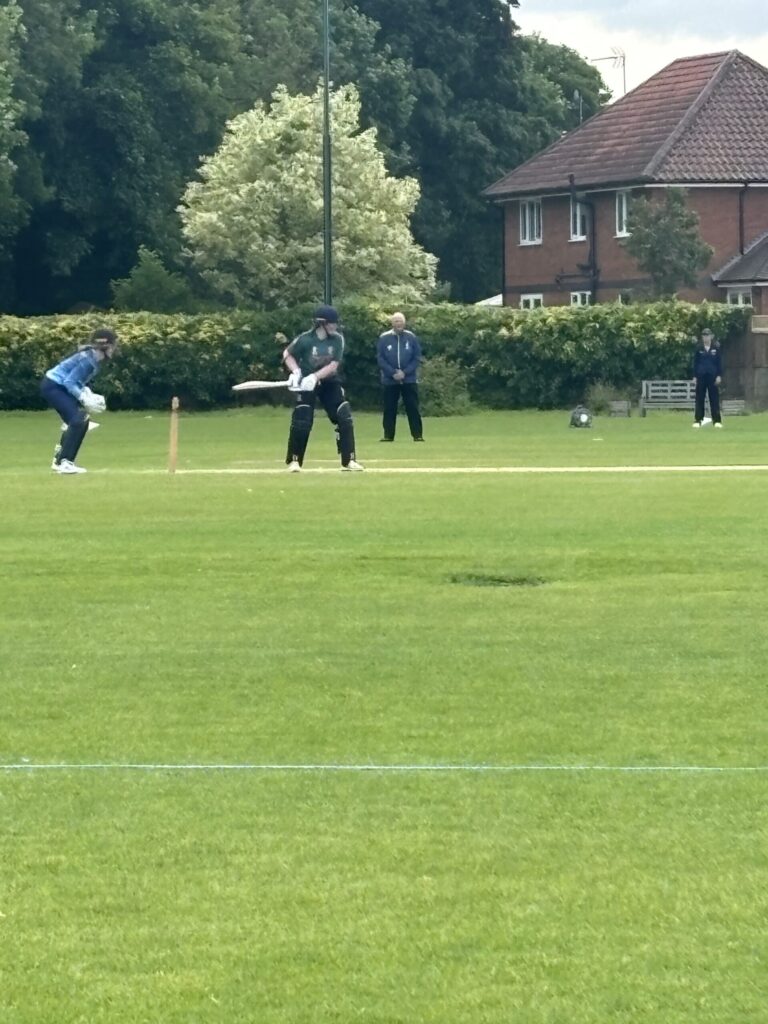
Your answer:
[693,344,722,379]
[376,329,422,384]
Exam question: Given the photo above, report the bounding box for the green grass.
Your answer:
[1,408,767,1023]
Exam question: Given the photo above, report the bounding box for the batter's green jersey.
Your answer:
[287,329,345,376]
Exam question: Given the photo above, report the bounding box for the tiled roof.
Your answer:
[712,231,768,283]
[654,55,768,181]
[484,51,768,199]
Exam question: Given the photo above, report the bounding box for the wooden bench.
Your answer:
[639,380,695,416]
[639,380,747,417]
[608,400,631,417]
[721,399,748,415]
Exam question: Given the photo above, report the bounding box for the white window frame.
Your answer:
[519,199,542,245]
[726,287,753,306]
[520,293,544,310]
[616,190,630,237]
[570,291,591,307]
[570,197,588,241]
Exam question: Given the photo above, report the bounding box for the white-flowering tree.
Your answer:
[179,83,437,306]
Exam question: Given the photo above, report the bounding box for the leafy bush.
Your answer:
[585,381,636,414]
[110,248,201,314]
[419,355,472,416]
[0,300,751,411]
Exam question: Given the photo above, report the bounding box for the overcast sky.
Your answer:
[514,0,768,98]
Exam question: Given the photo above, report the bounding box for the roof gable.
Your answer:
[713,231,768,284]
[485,50,768,199]
[654,54,768,181]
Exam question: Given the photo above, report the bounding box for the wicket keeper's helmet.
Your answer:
[313,305,339,324]
[90,327,119,350]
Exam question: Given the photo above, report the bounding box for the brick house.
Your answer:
[483,51,768,313]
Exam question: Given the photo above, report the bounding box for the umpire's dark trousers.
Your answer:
[382,383,423,440]
[695,375,721,424]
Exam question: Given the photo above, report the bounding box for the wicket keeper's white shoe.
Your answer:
[54,459,87,474]
[714,422,723,429]
[342,459,365,471]
[61,420,99,431]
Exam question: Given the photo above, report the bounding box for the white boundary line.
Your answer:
[2,762,767,773]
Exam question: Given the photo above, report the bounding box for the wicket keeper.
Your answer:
[40,327,119,474]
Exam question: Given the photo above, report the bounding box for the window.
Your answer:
[570,197,588,240]
[570,291,591,306]
[519,199,542,244]
[616,190,630,236]
[726,287,753,306]
[520,294,544,310]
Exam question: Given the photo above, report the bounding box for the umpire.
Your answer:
[376,312,424,442]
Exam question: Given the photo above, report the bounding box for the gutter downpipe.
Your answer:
[739,182,748,255]
[569,174,599,303]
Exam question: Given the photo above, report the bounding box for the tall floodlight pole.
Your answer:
[322,0,333,304]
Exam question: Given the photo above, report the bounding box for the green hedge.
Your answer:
[0,300,751,411]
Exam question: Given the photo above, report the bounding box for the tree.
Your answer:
[2,0,604,312]
[237,0,417,171]
[0,1,26,301]
[9,0,264,313]
[179,83,437,307]
[353,0,606,301]
[110,247,199,313]
[521,34,609,133]
[622,189,714,298]
[7,0,99,310]
[5,0,416,313]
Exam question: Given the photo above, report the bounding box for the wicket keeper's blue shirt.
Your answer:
[46,349,101,400]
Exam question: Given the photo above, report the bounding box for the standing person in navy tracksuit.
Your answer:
[376,312,424,442]
[692,327,722,428]
[40,327,119,473]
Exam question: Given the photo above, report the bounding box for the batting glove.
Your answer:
[287,369,302,391]
[300,373,318,392]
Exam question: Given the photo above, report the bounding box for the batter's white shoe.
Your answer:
[288,460,301,473]
[342,460,365,471]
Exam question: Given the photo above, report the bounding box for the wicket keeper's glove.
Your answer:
[80,387,107,414]
[287,369,302,391]
[300,373,318,392]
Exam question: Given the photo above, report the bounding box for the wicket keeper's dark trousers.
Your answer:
[382,383,422,440]
[40,377,89,462]
[695,376,721,424]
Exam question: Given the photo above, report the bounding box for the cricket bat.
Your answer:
[232,379,292,392]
